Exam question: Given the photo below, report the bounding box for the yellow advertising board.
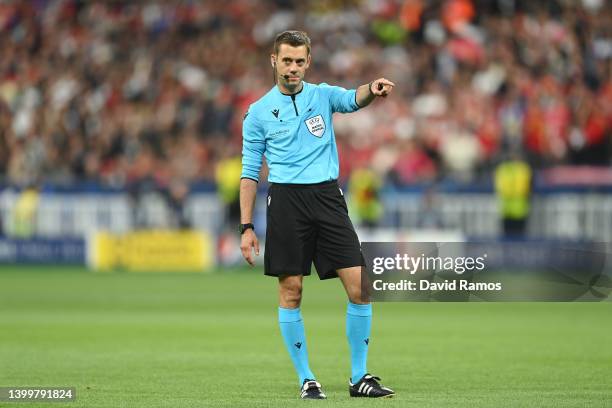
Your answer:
[89,230,213,272]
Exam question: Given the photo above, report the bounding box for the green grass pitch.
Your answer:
[1,266,611,407]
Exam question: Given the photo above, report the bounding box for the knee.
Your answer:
[338,266,369,304]
[347,287,367,304]
[346,281,369,304]
[280,281,303,308]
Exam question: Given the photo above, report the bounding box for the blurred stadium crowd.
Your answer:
[0,0,610,191]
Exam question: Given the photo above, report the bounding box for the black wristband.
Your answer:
[239,223,254,234]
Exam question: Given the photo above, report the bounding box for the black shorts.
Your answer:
[264,179,364,280]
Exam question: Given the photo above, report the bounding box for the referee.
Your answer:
[239,30,395,400]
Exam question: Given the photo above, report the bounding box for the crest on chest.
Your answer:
[304,114,325,137]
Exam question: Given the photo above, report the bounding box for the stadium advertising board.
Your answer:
[0,238,85,264]
[89,230,213,272]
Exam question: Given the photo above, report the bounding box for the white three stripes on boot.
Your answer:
[358,383,373,395]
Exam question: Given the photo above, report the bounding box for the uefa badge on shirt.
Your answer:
[305,114,326,137]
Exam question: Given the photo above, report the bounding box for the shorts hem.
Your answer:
[332,263,365,270]
[264,270,311,278]
[316,261,364,280]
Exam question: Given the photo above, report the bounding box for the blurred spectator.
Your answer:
[494,155,532,237]
[348,168,383,229]
[166,178,191,229]
[215,150,242,226]
[0,0,608,191]
[7,185,39,238]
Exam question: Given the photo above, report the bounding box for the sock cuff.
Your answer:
[278,307,302,323]
[347,302,372,317]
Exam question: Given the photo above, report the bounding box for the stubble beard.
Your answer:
[280,75,302,93]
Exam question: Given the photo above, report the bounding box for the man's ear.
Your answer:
[270,54,276,68]
[305,54,311,69]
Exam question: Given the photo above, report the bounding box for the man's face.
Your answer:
[271,44,311,90]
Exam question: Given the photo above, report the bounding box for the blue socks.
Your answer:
[346,302,372,384]
[279,303,372,385]
[278,307,315,385]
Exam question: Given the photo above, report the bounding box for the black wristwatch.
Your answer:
[239,223,255,234]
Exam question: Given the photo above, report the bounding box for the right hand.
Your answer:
[371,78,395,97]
[240,229,260,266]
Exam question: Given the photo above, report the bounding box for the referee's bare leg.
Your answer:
[279,275,302,308]
[337,266,368,304]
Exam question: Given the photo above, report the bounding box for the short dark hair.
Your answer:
[273,30,311,55]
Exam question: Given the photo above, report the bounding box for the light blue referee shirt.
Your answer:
[241,81,360,184]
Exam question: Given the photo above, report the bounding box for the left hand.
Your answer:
[371,78,395,97]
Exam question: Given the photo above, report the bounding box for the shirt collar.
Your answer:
[276,81,306,97]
